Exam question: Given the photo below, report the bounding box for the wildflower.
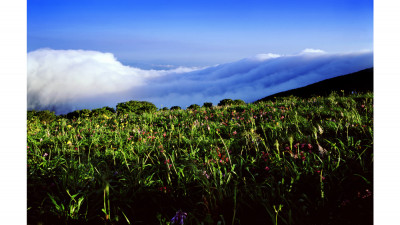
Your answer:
[233,131,237,135]
[43,153,48,157]
[171,210,187,225]
[317,144,328,157]
[265,166,270,171]
[318,125,324,135]
[67,125,72,128]
[159,186,168,193]
[202,171,210,179]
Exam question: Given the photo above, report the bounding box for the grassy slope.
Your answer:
[256,68,373,102]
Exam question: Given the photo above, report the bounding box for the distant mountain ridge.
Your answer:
[255,68,373,102]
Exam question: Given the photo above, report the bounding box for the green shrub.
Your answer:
[116,100,157,115]
[27,110,57,123]
[91,106,116,117]
[65,109,91,119]
[187,104,200,110]
[218,99,234,106]
[170,106,182,110]
[202,102,213,108]
[233,99,246,105]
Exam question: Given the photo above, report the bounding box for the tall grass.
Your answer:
[27,92,373,225]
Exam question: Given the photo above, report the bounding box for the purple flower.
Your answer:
[171,210,187,225]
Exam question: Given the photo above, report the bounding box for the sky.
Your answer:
[28,0,373,66]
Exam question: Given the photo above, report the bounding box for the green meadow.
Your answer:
[27,92,373,225]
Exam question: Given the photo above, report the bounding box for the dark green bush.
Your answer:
[170,106,182,110]
[202,102,213,108]
[27,110,57,123]
[233,99,246,105]
[116,100,157,115]
[218,99,234,106]
[187,104,200,110]
[91,106,116,117]
[65,109,91,119]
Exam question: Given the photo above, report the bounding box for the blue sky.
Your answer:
[28,0,373,66]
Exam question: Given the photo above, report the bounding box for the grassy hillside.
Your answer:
[256,68,373,102]
[27,92,373,225]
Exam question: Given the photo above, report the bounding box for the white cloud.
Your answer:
[253,53,281,61]
[300,48,326,54]
[27,48,198,112]
[27,48,373,114]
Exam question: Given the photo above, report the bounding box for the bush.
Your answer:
[233,99,246,105]
[116,100,157,115]
[187,104,200,110]
[160,107,169,111]
[170,106,182,110]
[65,109,91,119]
[91,106,116,117]
[218,99,234,106]
[27,110,57,123]
[202,102,213,108]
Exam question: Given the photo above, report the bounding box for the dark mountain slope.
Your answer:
[256,68,373,102]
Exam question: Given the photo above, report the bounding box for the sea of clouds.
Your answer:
[27,48,373,114]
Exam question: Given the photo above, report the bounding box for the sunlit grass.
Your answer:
[27,92,373,224]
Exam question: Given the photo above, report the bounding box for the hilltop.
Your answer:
[256,68,373,102]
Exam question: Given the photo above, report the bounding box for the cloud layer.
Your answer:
[28,48,373,114]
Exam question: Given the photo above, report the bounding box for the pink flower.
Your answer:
[265,166,270,171]
[233,131,237,135]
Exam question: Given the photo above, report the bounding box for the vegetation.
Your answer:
[116,100,157,115]
[202,102,213,108]
[27,92,373,225]
[187,104,201,110]
[170,106,182,110]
